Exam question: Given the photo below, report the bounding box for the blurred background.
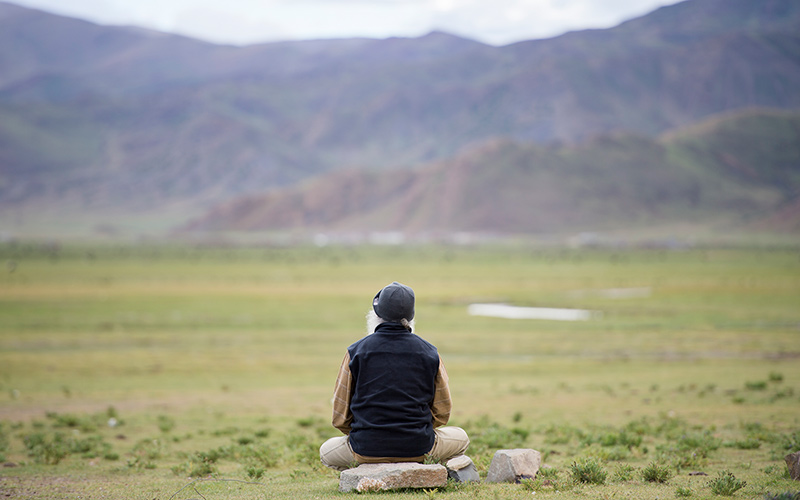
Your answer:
[1,0,798,245]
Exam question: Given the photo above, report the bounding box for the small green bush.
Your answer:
[776,431,800,452]
[23,432,70,465]
[745,381,768,391]
[539,467,559,479]
[767,372,784,383]
[69,434,111,458]
[0,423,9,454]
[642,461,672,483]
[707,471,746,496]
[157,415,175,433]
[675,486,694,497]
[677,431,721,455]
[127,455,156,470]
[245,465,265,480]
[570,457,607,484]
[236,436,255,445]
[726,438,761,450]
[613,464,637,482]
[188,460,217,477]
[762,493,800,500]
[131,438,165,461]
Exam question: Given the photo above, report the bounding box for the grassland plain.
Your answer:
[0,242,799,499]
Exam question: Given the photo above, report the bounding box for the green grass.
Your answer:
[1,243,799,499]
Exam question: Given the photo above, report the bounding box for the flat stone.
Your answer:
[786,451,800,481]
[486,449,542,483]
[446,455,473,470]
[446,455,480,483]
[448,463,480,483]
[339,463,448,492]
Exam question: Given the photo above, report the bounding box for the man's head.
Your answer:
[372,281,415,322]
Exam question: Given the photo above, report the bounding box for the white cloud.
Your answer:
[10,0,684,46]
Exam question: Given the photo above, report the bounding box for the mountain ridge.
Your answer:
[182,108,800,237]
[1,0,799,239]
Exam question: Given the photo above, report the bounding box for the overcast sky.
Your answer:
[11,0,684,46]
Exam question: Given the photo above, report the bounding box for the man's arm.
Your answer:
[332,351,354,434]
[431,356,452,428]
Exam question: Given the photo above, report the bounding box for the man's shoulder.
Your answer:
[410,333,438,352]
[348,330,439,353]
[347,335,369,352]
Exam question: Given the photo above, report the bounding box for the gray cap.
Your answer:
[372,281,415,322]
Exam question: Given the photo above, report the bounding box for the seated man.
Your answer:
[320,281,470,471]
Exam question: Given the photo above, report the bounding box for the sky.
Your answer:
[10,0,684,46]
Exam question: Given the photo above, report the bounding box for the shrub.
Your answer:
[623,417,653,437]
[0,423,9,454]
[127,455,156,470]
[675,486,694,497]
[768,372,784,383]
[642,461,672,483]
[539,467,559,480]
[131,438,165,461]
[776,431,800,452]
[770,388,795,402]
[157,415,175,433]
[762,465,790,479]
[187,460,217,477]
[245,465,265,480]
[726,438,761,450]
[23,432,70,465]
[707,471,746,496]
[236,436,255,445]
[45,412,97,432]
[762,493,800,500]
[613,464,637,482]
[69,434,111,458]
[582,428,643,449]
[569,457,607,484]
[677,431,721,456]
[670,451,706,471]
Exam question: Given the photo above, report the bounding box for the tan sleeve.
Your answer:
[431,355,452,428]
[331,351,354,435]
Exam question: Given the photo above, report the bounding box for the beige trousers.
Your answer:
[319,426,470,471]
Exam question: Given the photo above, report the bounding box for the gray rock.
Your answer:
[486,449,542,483]
[786,451,800,481]
[446,455,480,483]
[339,463,448,492]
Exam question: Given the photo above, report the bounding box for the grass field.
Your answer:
[1,242,799,499]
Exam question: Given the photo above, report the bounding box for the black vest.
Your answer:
[347,322,440,457]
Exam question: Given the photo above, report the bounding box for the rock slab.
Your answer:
[486,449,542,483]
[786,451,800,481]
[446,455,480,483]
[339,463,448,492]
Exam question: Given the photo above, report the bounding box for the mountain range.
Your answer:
[184,108,800,238]
[1,0,799,241]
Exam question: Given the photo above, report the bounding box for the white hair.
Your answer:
[366,309,415,335]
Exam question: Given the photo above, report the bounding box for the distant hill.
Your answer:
[183,109,800,236]
[1,0,799,239]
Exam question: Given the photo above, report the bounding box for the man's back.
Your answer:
[347,322,440,457]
